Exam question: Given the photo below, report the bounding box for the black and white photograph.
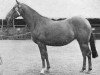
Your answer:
[0,0,100,75]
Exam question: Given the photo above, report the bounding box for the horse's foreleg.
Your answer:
[45,46,50,73]
[38,42,50,74]
[38,43,46,74]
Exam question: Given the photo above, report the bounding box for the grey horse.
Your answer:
[6,0,98,74]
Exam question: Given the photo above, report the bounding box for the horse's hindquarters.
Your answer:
[70,17,92,42]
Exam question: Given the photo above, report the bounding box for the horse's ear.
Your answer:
[16,0,21,8]
[16,0,19,5]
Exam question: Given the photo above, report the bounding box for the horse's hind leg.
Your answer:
[87,50,92,74]
[78,41,92,73]
[79,43,87,72]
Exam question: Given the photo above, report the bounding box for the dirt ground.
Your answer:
[0,40,99,75]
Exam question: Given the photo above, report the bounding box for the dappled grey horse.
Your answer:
[6,0,98,74]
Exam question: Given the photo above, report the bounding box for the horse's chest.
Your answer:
[31,29,46,43]
[31,30,40,42]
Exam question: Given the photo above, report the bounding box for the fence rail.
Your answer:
[0,18,100,39]
[0,32,31,40]
[0,19,26,27]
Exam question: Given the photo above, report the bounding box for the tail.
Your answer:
[90,33,98,58]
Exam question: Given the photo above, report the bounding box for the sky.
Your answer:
[0,0,100,19]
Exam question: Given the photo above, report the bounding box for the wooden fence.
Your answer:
[0,18,100,40]
[88,18,100,39]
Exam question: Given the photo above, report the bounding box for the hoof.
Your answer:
[45,69,50,73]
[85,68,92,74]
[85,70,92,74]
[40,73,45,75]
[80,69,85,73]
[40,68,46,75]
[40,68,50,75]
[85,71,90,74]
[80,67,86,73]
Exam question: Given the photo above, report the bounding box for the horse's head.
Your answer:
[6,0,23,26]
[6,0,39,29]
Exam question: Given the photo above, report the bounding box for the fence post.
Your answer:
[13,19,15,29]
[1,19,3,40]
[1,19,3,30]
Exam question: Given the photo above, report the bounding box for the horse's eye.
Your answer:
[12,7,15,10]
[15,7,19,11]
[19,5,21,8]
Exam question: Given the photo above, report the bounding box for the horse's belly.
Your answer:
[42,36,75,46]
[37,26,75,46]
[44,41,72,46]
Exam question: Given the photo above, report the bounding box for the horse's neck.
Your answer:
[21,5,51,32]
[22,8,43,29]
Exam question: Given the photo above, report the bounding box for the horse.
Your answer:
[6,0,98,74]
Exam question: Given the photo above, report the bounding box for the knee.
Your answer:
[81,44,88,49]
[41,53,45,59]
[87,51,92,57]
[41,52,47,59]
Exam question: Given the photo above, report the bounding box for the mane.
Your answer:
[20,3,50,21]
[18,3,50,29]
[20,3,42,17]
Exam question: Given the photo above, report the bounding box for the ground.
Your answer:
[0,40,99,75]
